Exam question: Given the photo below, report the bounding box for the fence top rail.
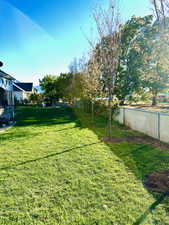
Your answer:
[159,112,169,117]
[120,107,169,117]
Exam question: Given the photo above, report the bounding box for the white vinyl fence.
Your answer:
[115,107,169,144]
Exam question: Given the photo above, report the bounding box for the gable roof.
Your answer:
[13,83,33,92]
[0,70,15,80]
[13,85,22,92]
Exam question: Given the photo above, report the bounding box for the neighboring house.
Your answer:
[158,92,169,103]
[13,82,35,103]
[0,69,15,123]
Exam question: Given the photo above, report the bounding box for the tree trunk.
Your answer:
[152,93,158,106]
[119,100,125,106]
[91,100,94,123]
[153,0,160,22]
[108,92,112,139]
[73,97,76,106]
[160,0,166,28]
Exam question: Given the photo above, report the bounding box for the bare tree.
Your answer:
[150,0,169,27]
[82,51,102,122]
[69,58,79,74]
[91,0,121,139]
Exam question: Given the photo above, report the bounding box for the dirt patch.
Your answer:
[102,134,169,151]
[126,135,169,150]
[102,136,124,143]
[144,170,169,193]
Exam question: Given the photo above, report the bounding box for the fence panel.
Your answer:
[124,108,158,139]
[115,107,169,144]
[115,108,124,124]
[160,113,169,143]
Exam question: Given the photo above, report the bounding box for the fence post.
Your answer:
[157,112,160,140]
[123,107,125,125]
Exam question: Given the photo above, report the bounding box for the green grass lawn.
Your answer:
[0,106,169,225]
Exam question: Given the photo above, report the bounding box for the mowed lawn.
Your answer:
[0,107,169,225]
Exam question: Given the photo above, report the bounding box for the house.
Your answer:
[13,82,36,103]
[0,68,15,123]
[158,92,169,103]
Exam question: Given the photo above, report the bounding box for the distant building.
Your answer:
[158,92,169,103]
[13,82,36,103]
[0,69,15,123]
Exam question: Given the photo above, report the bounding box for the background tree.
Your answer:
[56,73,73,103]
[56,72,85,104]
[39,75,62,106]
[69,73,85,104]
[69,58,79,74]
[29,93,44,105]
[150,0,169,28]
[115,15,153,104]
[132,17,169,105]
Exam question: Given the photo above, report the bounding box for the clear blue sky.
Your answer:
[0,0,151,85]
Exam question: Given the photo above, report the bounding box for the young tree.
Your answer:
[82,52,102,122]
[91,0,122,138]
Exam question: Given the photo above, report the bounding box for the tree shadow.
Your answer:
[0,106,83,148]
[0,106,87,171]
[14,106,78,128]
[133,193,169,225]
[0,142,100,171]
[2,107,169,223]
[90,114,169,181]
[77,110,169,222]
[0,130,41,142]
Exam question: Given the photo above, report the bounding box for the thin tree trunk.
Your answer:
[152,92,158,106]
[91,100,94,123]
[153,0,160,21]
[119,100,125,106]
[108,91,112,139]
[160,0,166,28]
[73,97,76,106]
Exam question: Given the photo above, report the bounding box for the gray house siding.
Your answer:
[0,70,15,123]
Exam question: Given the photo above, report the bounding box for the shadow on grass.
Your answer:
[12,108,169,183]
[0,142,100,171]
[0,126,80,143]
[3,106,169,223]
[76,110,169,175]
[133,193,169,225]
[75,109,169,223]
[0,106,82,142]
[0,130,40,142]
[14,106,79,128]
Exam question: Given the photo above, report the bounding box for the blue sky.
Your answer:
[0,0,151,85]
